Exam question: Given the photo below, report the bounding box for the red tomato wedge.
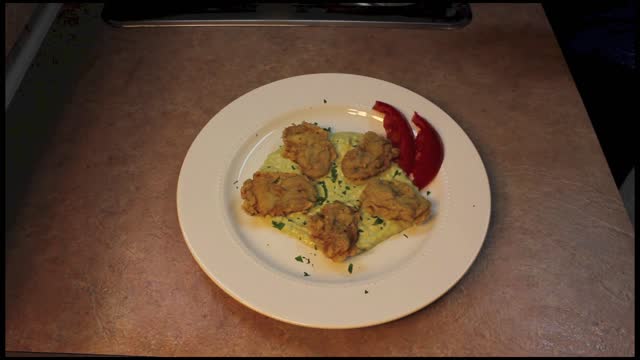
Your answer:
[373,101,415,174]
[411,112,444,189]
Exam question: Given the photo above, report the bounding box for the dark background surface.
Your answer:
[542,0,636,187]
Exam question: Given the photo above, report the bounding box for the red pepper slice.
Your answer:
[373,101,415,174]
[411,112,444,189]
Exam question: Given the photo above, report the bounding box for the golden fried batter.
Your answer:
[341,131,399,181]
[282,122,337,179]
[241,171,317,216]
[360,179,431,224]
[309,201,360,262]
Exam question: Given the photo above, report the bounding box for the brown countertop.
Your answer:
[5,3,634,357]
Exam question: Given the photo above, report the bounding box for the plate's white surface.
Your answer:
[177,73,491,329]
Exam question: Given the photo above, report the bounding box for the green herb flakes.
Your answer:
[295,255,311,264]
[316,181,328,205]
[272,221,285,230]
[330,163,338,183]
[348,263,353,274]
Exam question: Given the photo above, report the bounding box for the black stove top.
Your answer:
[101,2,471,29]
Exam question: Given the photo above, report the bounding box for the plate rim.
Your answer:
[176,73,492,329]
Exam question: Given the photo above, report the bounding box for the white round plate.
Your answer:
[177,73,490,329]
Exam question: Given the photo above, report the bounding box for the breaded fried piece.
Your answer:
[282,122,337,179]
[309,201,360,262]
[241,171,317,216]
[341,131,399,181]
[360,179,431,224]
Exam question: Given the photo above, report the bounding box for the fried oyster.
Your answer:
[282,122,337,179]
[309,201,360,262]
[341,131,399,181]
[360,178,431,224]
[241,171,317,216]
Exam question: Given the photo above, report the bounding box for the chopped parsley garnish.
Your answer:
[357,229,363,233]
[427,190,431,195]
[291,165,296,170]
[364,290,369,294]
[316,181,328,205]
[338,180,343,185]
[272,177,280,184]
[392,169,401,178]
[330,163,338,183]
[403,234,408,238]
[304,272,310,277]
[373,217,384,225]
[323,127,331,132]
[303,221,307,225]
[295,255,311,264]
[272,221,285,230]
[313,122,318,125]
[342,190,347,195]
[323,99,327,103]
[348,263,353,274]
[345,186,350,190]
